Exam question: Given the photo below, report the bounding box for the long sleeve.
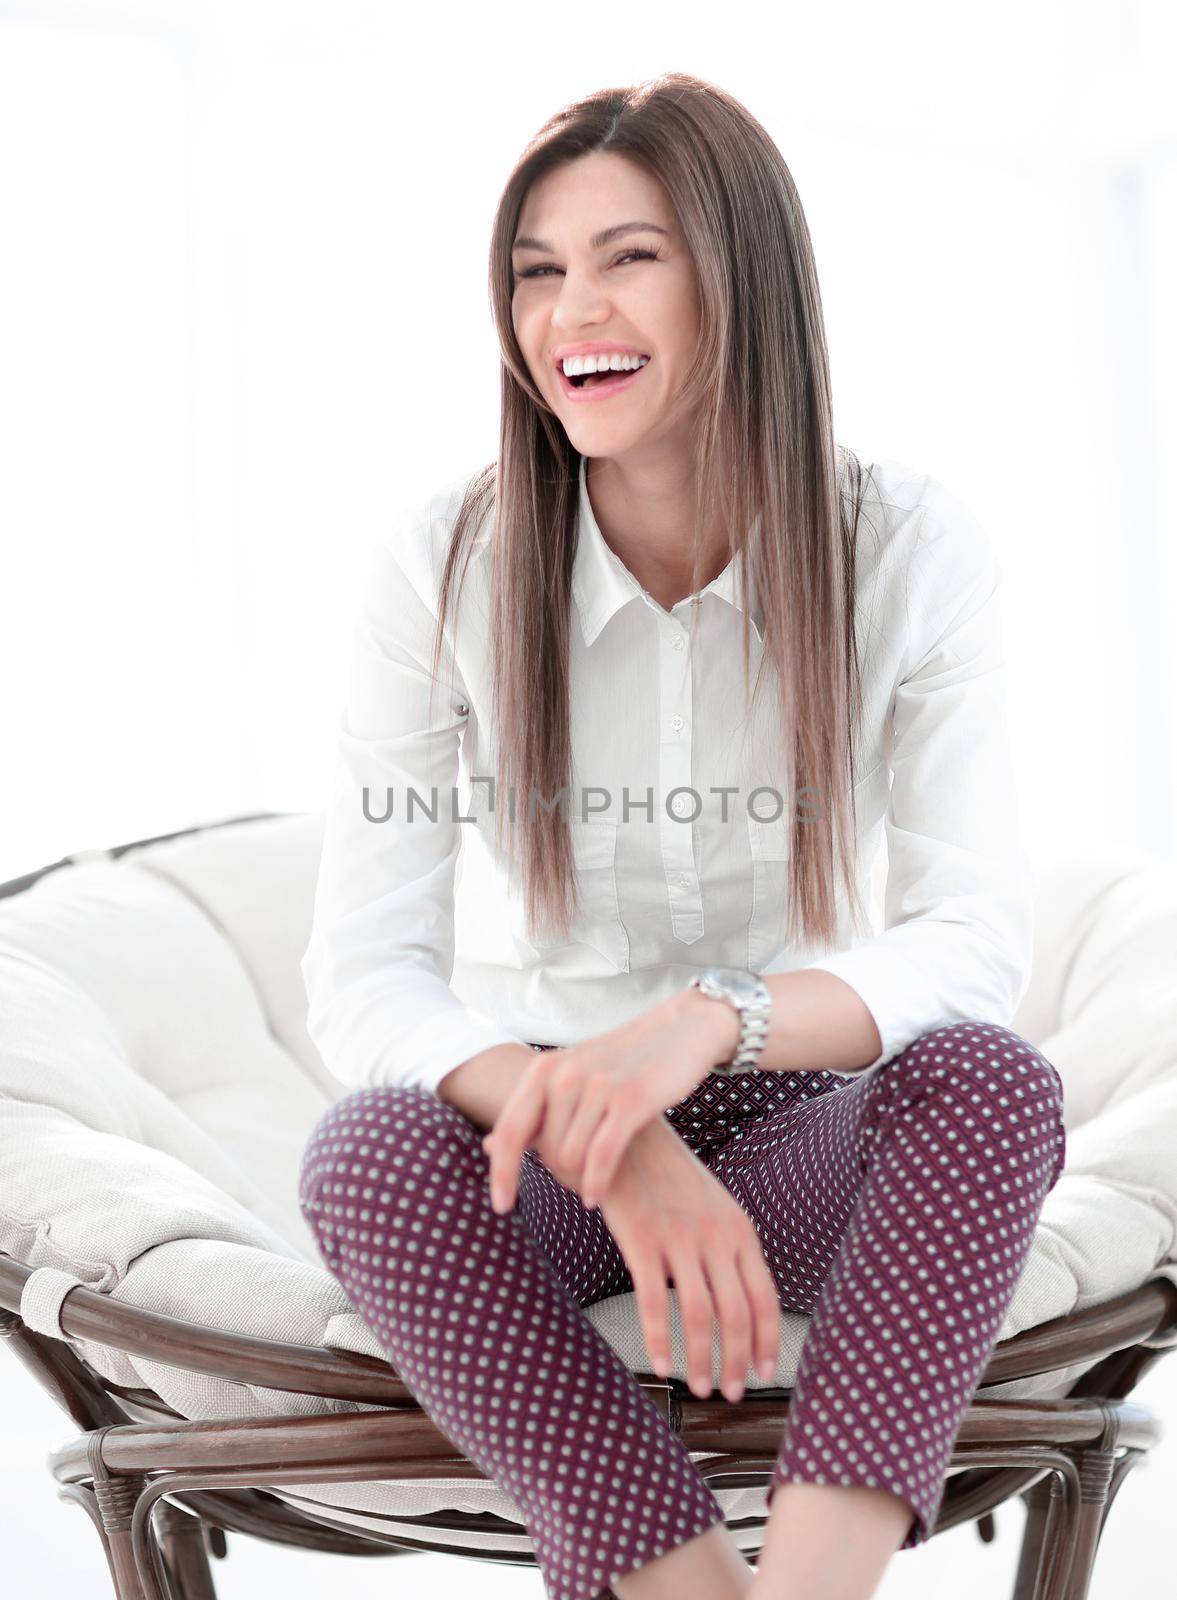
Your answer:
[301,514,529,1094]
[805,479,1035,1072]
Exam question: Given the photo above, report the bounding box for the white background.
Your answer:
[1,2,1174,1596]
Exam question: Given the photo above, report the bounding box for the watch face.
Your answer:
[707,967,762,1004]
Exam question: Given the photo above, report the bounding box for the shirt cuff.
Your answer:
[391,1006,532,1096]
[802,942,932,1073]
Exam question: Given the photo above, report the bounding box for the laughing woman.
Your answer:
[296,72,1066,1600]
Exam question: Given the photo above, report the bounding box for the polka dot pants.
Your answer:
[297,1021,1066,1600]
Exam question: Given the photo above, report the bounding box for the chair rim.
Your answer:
[4,1251,1176,1408]
[4,1255,1175,1598]
[6,812,1175,1407]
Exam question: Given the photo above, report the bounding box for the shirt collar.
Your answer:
[570,453,763,647]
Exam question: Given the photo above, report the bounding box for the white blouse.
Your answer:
[301,452,1035,1096]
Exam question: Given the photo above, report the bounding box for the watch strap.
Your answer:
[688,970,771,1075]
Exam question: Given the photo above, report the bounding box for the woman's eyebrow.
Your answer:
[511,221,670,254]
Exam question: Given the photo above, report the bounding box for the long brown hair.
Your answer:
[427,71,880,951]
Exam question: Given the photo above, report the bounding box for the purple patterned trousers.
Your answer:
[298,1021,1066,1600]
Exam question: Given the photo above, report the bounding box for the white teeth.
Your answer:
[561,353,650,376]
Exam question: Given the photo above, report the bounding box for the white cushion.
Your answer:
[2,814,1175,1546]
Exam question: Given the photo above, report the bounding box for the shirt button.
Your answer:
[676,873,691,887]
[671,633,685,650]
[456,702,469,716]
[672,794,690,815]
[670,714,684,731]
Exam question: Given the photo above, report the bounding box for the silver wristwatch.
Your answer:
[685,966,772,1075]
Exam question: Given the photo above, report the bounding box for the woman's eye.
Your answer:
[517,247,659,280]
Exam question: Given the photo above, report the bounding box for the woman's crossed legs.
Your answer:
[298,1021,1066,1600]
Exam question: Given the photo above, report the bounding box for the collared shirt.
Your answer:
[301,451,1035,1096]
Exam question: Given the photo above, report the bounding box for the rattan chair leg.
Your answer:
[156,1501,218,1600]
[87,1428,171,1600]
[92,1469,154,1600]
[1012,1476,1051,1599]
[1058,1437,1125,1600]
[57,1481,124,1598]
[1012,1473,1071,1600]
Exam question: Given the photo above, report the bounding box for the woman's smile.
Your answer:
[556,357,652,403]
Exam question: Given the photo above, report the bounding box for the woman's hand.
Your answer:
[600,1117,783,1402]
[481,991,734,1214]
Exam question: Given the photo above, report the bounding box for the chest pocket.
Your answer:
[744,762,886,973]
[745,810,792,973]
[526,816,630,974]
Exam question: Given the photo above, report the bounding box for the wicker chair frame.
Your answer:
[2,815,1175,1600]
